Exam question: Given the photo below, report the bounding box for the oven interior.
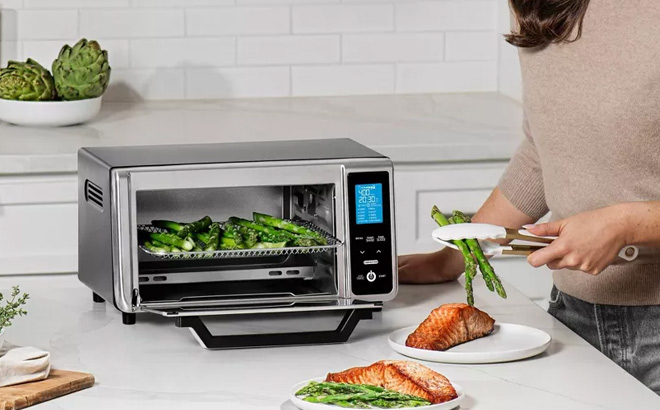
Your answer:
[135,184,340,308]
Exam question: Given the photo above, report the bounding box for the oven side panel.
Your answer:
[78,149,116,306]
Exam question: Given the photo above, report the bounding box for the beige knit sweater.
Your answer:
[498,1,660,305]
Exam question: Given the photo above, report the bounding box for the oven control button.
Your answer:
[359,250,366,255]
[366,271,377,282]
[377,235,387,242]
[364,259,379,265]
[366,236,375,243]
[376,249,382,254]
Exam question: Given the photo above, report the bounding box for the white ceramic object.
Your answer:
[0,329,5,349]
[290,378,464,410]
[0,96,102,127]
[388,323,551,364]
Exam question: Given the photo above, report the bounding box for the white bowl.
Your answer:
[0,96,103,127]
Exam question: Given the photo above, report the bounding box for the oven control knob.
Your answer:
[366,271,377,282]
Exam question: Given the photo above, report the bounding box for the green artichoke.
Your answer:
[0,59,56,101]
[52,39,111,101]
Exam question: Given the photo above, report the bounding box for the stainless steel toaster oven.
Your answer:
[78,139,397,348]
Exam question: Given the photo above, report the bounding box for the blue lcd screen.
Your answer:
[355,183,384,225]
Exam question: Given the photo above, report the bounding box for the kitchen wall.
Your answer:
[0,0,521,101]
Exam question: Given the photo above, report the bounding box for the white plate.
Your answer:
[0,96,102,127]
[290,377,464,410]
[389,323,551,364]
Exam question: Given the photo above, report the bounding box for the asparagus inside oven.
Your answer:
[140,213,330,255]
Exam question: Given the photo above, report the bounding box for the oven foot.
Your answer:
[92,293,105,303]
[176,308,375,349]
[122,313,136,325]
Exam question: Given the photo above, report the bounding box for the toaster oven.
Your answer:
[78,139,397,348]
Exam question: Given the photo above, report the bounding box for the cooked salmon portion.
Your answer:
[406,303,495,351]
[325,360,458,404]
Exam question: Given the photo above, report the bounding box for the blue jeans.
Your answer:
[548,286,660,395]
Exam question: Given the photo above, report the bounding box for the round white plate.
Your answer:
[389,323,551,364]
[290,378,464,410]
[0,96,102,127]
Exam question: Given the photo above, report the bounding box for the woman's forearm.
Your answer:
[623,201,660,246]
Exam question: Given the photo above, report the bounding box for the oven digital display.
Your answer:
[355,183,384,225]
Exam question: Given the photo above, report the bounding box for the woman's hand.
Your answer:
[398,249,465,284]
[525,204,630,275]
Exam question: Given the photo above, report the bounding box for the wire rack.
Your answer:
[138,220,342,261]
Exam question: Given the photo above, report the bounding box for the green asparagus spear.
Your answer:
[252,241,287,249]
[185,216,212,234]
[204,222,221,251]
[296,382,431,408]
[144,241,169,254]
[229,217,294,242]
[452,210,507,299]
[431,206,478,306]
[149,232,194,251]
[237,225,258,249]
[151,220,186,235]
[446,216,477,306]
[291,236,320,247]
[253,212,328,245]
[221,222,245,246]
[220,237,243,250]
[195,232,211,246]
[152,216,211,238]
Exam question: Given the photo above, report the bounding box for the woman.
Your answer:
[399,0,660,394]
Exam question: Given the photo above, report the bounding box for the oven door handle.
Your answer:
[175,308,376,349]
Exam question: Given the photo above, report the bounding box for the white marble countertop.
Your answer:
[3,271,658,410]
[0,93,523,175]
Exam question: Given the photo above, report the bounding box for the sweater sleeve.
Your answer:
[498,113,549,220]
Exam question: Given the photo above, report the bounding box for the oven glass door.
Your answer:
[111,161,349,312]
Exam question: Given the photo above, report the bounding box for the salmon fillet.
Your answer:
[406,303,495,351]
[325,360,457,404]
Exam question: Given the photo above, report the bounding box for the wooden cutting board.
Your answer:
[0,369,94,410]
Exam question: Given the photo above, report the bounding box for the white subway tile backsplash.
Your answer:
[396,61,498,93]
[343,33,443,63]
[131,0,233,7]
[238,35,339,65]
[24,0,129,8]
[17,10,77,40]
[0,0,508,100]
[293,4,394,34]
[396,1,496,32]
[186,67,290,99]
[445,31,497,61]
[80,9,184,39]
[187,7,290,36]
[0,8,20,41]
[131,38,234,68]
[23,39,130,69]
[292,64,394,96]
[0,0,24,8]
[0,41,20,66]
[239,0,336,4]
[106,68,185,100]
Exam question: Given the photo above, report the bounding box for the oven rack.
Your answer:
[138,221,342,260]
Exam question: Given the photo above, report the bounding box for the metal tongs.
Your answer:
[432,223,639,262]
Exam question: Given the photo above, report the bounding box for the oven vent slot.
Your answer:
[85,180,103,210]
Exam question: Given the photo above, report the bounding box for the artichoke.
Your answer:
[52,39,111,101]
[0,59,56,101]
